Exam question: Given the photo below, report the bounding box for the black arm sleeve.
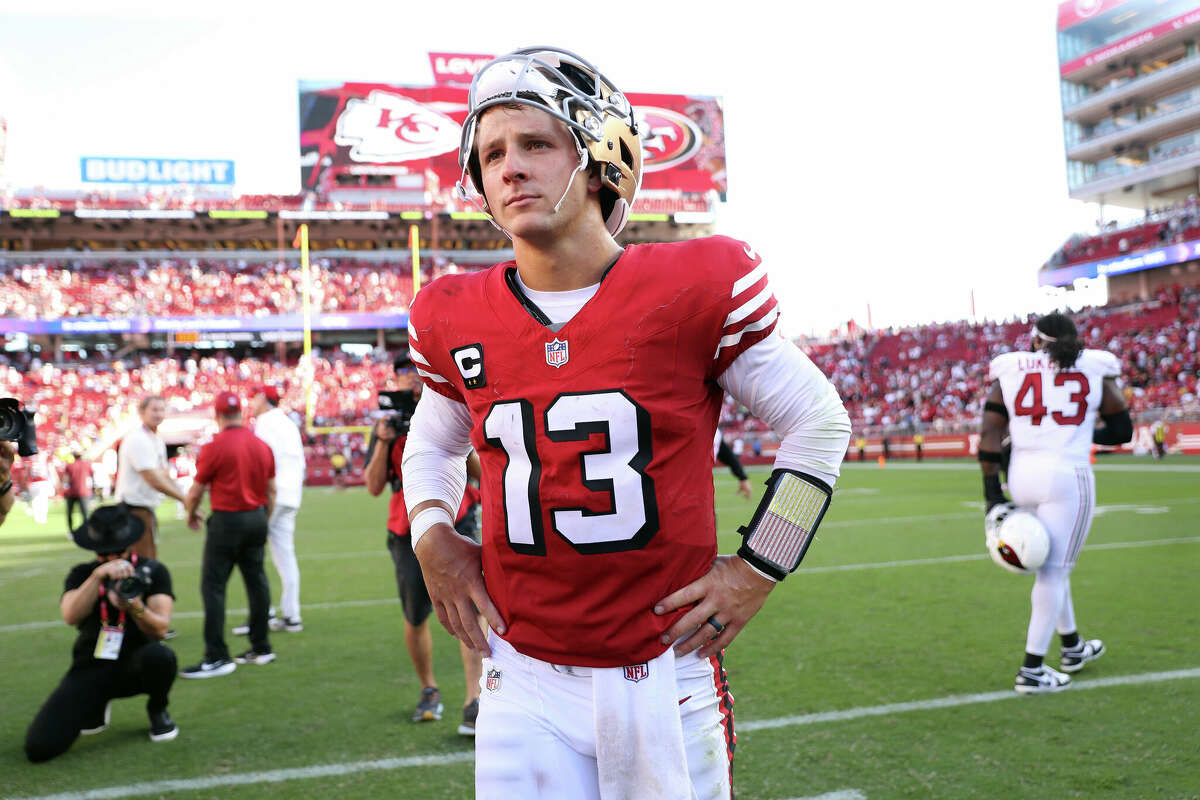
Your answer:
[1093,409,1133,445]
[716,439,748,481]
[982,474,1008,511]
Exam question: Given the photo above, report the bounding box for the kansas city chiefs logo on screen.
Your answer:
[635,107,703,172]
[334,91,462,163]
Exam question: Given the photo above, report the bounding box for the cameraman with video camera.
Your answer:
[365,352,484,735]
[25,505,178,762]
[0,442,16,526]
[1,396,39,528]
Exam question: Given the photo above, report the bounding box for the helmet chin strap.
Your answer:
[551,140,589,215]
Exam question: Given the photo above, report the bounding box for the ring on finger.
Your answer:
[706,615,725,634]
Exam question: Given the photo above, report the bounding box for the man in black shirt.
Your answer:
[25,505,178,762]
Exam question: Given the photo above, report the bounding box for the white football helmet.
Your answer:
[984,504,1050,575]
[457,47,643,236]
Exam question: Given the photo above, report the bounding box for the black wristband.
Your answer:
[736,468,832,581]
[737,542,789,581]
[977,449,1003,463]
[0,480,11,496]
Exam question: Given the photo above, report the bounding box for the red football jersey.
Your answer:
[408,236,778,667]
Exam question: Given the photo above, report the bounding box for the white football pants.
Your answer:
[267,504,301,620]
[29,481,50,524]
[175,477,194,519]
[476,632,735,800]
[1008,453,1096,656]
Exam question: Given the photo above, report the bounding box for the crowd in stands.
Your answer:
[0,258,418,320]
[720,285,1200,447]
[0,350,397,490]
[1045,195,1200,269]
[2,285,1197,487]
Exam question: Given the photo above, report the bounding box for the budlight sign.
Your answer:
[80,157,236,186]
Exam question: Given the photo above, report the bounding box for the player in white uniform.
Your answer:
[172,448,195,520]
[978,312,1132,694]
[27,451,54,525]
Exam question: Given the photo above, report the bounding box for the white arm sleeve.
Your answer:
[717,334,852,487]
[401,388,475,517]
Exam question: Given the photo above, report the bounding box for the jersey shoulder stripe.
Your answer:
[684,236,778,370]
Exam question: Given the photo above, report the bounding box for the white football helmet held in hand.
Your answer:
[985,504,1050,575]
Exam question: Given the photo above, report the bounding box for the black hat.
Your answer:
[72,505,145,554]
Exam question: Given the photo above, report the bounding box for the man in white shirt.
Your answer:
[246,385,307,632]
[115,396,187,559]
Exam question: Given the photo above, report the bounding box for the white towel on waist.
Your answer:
[593,646,691,800]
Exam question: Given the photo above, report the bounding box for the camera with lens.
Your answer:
[0,398,38,457]
[108,561,153,601]
[378,390,417,438]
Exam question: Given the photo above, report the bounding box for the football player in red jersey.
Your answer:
[402,48,851,800]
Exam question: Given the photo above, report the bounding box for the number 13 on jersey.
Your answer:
[483,390,660,556]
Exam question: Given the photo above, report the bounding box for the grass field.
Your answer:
[1,456,1198,800]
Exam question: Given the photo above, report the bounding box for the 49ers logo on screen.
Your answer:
[334,91,461,163]
[636,107,703,172]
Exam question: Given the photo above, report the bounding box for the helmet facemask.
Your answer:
[456,47,642,237]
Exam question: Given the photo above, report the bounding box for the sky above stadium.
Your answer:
[0,1,1129,336]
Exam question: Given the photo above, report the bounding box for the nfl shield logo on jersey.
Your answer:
[623,663,649,683]
[545,338,569,368]
[486,667,502,694]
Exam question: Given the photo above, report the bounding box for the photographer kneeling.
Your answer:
[25,505,178,763]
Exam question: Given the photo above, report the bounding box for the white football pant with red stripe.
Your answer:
[1008,452,1097,656]
[475,632,735,800]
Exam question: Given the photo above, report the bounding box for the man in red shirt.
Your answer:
[181,391,276,679]
[62,453,94,536]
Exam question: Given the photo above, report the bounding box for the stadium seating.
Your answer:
[720,288,1200,447]
[2,287,1196,488]
[1,353,392,489]
[0,258,416,319]
[1045,196,1200,269]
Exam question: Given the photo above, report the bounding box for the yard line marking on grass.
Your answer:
[0,598,399,633]
[802,536,1200,574]
[739,667,1200,733]
[11,751,475,800]
[831,462,1200,473]
[4,538,1198,634]
[14,668,1200,800]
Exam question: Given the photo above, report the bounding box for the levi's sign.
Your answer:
[80,157,235,185]
[428,52,495,85]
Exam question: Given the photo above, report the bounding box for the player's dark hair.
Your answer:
[1036,312,1083,369]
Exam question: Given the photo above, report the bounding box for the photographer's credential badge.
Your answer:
[94,582,126,660]
[95,626,124,660]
